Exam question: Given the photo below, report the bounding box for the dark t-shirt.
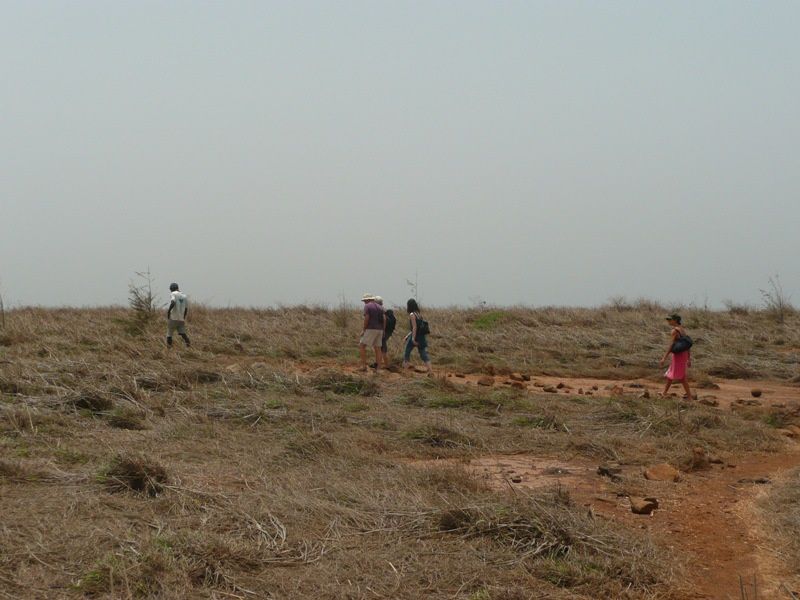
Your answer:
[364,302,384,330]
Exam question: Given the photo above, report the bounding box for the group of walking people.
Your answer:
[165,283,694,398]
[358,294,431,373]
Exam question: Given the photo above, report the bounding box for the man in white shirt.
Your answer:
[166,283,190,347]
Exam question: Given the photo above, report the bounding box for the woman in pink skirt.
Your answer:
[659,314,693,399]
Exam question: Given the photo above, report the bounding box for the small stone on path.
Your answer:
[477,376,495,387]
[630,496,659,515]
[644,463,680,482]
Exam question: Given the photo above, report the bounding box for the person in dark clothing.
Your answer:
[402,298,431,373]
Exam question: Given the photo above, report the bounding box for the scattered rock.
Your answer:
[477,376,495,387]
[597,464,623,480]
[627,383,645,389]
[455,373,466,378]
[556,382,565,389]
[610,385,625,396]
[543,386,558,394]
[578,388,584,395]
[751,389,763,398]
[414,366,429,374]
[510,475,522,483]
[591,385,599,391]
[521,374,531,382]
[699,397,719,407]
[638,390,651,399]
[736,398,762,406]
[510,373,525,382]
[510,381,526,390]
[586,391,593,396]
[785,424,800,438]
[737,477,771,485]
[630,496,659,515]
[644,464,680,482]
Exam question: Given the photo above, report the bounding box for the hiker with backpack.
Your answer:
[372,296,396,369]
[658,313,692,399]
[359,293,386,372]
[402,298,431,373]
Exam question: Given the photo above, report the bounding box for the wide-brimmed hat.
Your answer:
[361,293,375,302]
[374,296,383,305]
[665,314,682,323]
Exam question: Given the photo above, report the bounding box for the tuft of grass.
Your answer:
[405,425,474,448]
[307,370,379,396]
[101,454,168,497]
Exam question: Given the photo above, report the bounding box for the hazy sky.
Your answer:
[2,1,798,309]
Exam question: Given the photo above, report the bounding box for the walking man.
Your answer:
[166,283,190,347]
[359,293,385,372]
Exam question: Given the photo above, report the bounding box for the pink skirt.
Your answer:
[666,351,689,381]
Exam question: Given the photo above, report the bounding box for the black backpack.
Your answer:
[384,309,396,337]
[415,313,430,338]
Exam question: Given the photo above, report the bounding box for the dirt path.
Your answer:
[235,358,800,597]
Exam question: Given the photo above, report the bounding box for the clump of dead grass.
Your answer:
[306,369,379,396]
[101,454,168,496]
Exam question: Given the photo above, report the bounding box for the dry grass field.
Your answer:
[1,303,799,599]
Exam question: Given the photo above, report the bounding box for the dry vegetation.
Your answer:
[0,303,797,599]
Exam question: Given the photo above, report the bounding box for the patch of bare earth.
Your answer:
[412,445,800,600]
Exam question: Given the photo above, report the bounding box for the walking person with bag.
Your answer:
[359,293,386,372]
[659,313,693,399]
[402,298,431,373]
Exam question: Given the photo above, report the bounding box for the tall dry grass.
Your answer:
[0,305,796,598]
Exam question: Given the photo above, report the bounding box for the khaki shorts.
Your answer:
[167,320,187,335]
[359,329,383,348]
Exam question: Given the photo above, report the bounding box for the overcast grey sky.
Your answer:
[1,1,798,308]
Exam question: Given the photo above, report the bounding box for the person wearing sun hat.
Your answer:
[358,293,386,372]
[659,313,693,399]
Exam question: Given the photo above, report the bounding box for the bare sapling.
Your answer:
[760,274,793,324]
[127,268,159,335]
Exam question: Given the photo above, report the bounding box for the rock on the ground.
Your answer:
[638,390,651,399]
[699,396,719,407]
[455,373,466,378]
[630,496,659,515]
[477,376,495,387]
[510,373,524,382]
[751,389,763,398]
[610,385,624,396]
[644,463,680,482]
[510,381,526,390]
[597,464,623,479]
[543,385,558,393]
[556,382,565,389]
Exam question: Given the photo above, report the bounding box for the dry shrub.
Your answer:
[436,491,674,593]
[307,369,379,396]
[68,392,114,413]
[102,454,168,496]
[106,406,147,430]
[405,425,474,448]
